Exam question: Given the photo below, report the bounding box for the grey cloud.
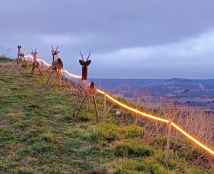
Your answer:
[92,30,214,78]
[0,0,214,78]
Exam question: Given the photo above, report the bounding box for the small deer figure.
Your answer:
[74,81,99,122]
[51,46,60,65]
[17,45,25,64]
[79,51,91,80]
[47,47,63,85]
[31,49,42,75]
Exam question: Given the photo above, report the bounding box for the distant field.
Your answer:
[93,78,214,111]
[0,56,13,63]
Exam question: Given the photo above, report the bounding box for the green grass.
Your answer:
[0,61,213,174]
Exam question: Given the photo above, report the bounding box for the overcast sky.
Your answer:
[0,0,214,79]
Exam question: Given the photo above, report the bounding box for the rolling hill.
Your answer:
[0,58,214,174]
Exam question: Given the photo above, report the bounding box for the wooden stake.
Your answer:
[73,95,99,123]
[165,120,172,161]
[93,96,99,123]
[74,96,87,118]
[103,95,106,118]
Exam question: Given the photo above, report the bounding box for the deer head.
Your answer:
[51,46,60,56]
[79,51,91,66]
[31,49,38,61]
[51,46,60,63]
[17,45,22,55]
[17,45,22,50]
[79,51,92,80]
[17,45,24,58]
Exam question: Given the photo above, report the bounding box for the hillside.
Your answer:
[0,59,214,174]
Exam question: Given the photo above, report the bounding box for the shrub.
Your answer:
[0,128,16,144]
[119,124,144,139]
[143,158,171,174]
[112,159,146,174]
[151,136,167,149]
[16,142,57,160]
[153,149,177,170]
[114,140,153,158]
[95,123,120,142]
[40,131,56,143]
[185,167,208,174]
[93,123,144,144]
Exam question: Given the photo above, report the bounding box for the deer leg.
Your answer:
[31,65,35,74]
[85,97,90,111]
[46,67,51,77]
[58,71,62,86]
[46,70,53,85]
[38,67,43,76]
[74,96,87,118]
[59,70,62,86]
[56,70,61,86]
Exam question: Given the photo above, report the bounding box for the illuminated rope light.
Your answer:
[24,58,214,156]
[63,69,81,79]
[97,89,169,123]
[97,89,214,156]
[171,122,214,155]
[25,57,82,79]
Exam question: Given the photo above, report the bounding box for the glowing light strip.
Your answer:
[24,58,214,156]
[63,69,81,79]
[171,122,214,155]
[25,57,82,79]
[97,89,214,156]
[97,89,169,123]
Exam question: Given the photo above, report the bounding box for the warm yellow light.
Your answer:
[171,122,214,155]
[97,89,214,156]
[97,89,169,123]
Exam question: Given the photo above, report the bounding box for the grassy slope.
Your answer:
[0,59,214,174]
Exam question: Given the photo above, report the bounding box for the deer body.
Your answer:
[17,45,25,64]
[31,49,42,75]
[47,47,63,85]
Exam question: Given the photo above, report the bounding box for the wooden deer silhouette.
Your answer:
[79,51,91,80]
[31,49,42,75]
[51,46,60,65]
[16,45,25,64]
[47,47,63,85]
[74,81,99,122]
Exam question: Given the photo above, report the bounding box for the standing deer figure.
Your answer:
[51,46,60,65]
[31,49,42,75]
[74,81,99,122]
[17,45,25,64]
[79,51,91,80]
[47,47,63,85]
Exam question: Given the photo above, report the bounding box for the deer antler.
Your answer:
[87,51,91,60]
[56,46,60,54]
[51,46,54,54]
[80,51,84,60]
[31,49,37,55]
